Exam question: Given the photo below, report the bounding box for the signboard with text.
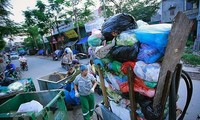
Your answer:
[64,30,78,38]
[52,20,74,35]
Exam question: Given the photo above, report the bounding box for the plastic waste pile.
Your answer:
[88,13,172,120]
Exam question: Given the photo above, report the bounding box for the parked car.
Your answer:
[10,52,19,60]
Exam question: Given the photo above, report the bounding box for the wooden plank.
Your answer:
[159,71,172,120]
[97,65,109,108]
[153,12,193,109]
[127,67,137,120]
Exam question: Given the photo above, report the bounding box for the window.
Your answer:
[170,9,175,16]
[186,2,193,10]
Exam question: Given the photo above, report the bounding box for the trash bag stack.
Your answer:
[88,13,172,120]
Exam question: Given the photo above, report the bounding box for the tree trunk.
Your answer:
[41,35,46,51]
[55,17,63,46]
[33,36,38,49]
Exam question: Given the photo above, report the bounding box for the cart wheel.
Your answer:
[94,104,103,120]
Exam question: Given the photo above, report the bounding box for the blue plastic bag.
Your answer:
[134,24,171,53]
[94,58,104,67]
[137,44,163,63]
[64,82,80,105]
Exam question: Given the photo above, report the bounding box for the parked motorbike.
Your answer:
[52,53,58,61]
[1,67,22,85]
[0,71,16,86]
[52,50,63,61]
[20,62,28,71]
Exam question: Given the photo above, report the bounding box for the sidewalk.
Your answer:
[183,65,200,80]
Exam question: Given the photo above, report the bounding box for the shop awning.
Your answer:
[64,40,78,47]
[76,36,89,44]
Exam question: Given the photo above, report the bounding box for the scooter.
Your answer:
[61,61,72,71]
[0,71,16,86]
[52,53,58,61]
[20,62,28,71]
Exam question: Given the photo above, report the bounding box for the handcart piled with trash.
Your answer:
[0,11,194,120]
[88,12,193,120]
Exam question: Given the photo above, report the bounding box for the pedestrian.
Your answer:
[87,60,96,78]
[74,64,97,120]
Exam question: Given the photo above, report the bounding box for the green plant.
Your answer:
[181,53,200,65]
[186,39,194,47]
[184,47,193,54]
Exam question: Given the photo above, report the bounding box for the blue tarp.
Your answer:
[76,36,89,44]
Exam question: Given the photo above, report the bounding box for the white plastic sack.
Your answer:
[94,39,115,59]
[110,101,131,120]
[134,61,160,82]
[136,20,148,28]
[106,72,120,90]
[8,82,23,91]
[116,30,138,46]
[17,100,43,113]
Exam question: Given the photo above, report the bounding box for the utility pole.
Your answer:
[193,1,200,51]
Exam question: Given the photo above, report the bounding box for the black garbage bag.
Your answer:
[137,95,161,120]
[109,42,139,62]
[102,13,138,41]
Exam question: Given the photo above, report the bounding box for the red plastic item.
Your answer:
[119,77,155,98]
[121,61,136,74]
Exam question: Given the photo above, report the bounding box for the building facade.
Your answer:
[151,0,198,23]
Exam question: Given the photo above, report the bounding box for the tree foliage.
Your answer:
[22,0,101,49]
[0,40,6,50]
[103,0,160,22]
[23,0,52,49]
[0,0,19,50]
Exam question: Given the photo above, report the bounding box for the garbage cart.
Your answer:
[37,72,68,90]
[0,78,36,105]
[0,89,68,120]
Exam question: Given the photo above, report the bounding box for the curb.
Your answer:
[182,66,200,80]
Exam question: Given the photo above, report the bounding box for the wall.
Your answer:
[162,0,184,22]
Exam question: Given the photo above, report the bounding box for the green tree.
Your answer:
[23,0,51,50]
[103,0,160,22]
[0,0,19,50]
[64,0,94,26]
[26,26,40,48]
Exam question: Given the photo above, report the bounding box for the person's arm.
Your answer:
[90,75,97,92]
[74,84,78,92]
[73,76,79,97]
[92,80,97,89]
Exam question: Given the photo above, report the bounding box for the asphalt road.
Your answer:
[12,56,66,91]
[11,56,200,120]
